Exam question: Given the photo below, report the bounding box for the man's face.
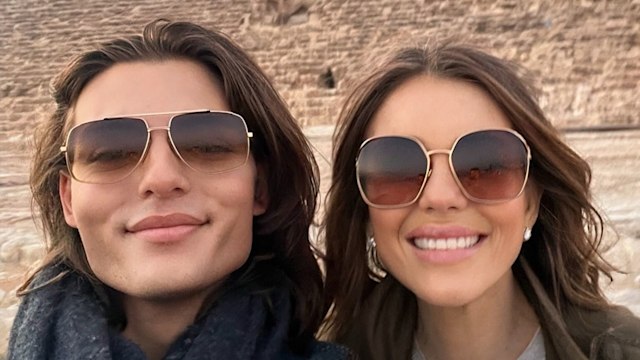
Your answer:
[59,60,268,302]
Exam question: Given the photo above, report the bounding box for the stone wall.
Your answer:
[2,0,640,134]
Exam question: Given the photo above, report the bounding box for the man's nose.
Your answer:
[136,130,191,198]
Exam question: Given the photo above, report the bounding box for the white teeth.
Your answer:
[413,235,480,250]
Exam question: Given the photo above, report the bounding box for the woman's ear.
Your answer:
[524,182,542,227]
[253,164,269,216]
[59,171,78,228]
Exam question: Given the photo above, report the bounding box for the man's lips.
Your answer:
[127,213,207,233]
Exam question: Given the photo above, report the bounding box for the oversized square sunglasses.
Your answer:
[60,110,252,184]
[355,129,531,208]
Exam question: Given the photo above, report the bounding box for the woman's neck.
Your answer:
[121,293,208,360]
[415,271,539,360]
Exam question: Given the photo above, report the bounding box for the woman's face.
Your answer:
[364,75,540,307]
[59,59,268,303]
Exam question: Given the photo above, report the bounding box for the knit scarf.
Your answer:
[8,265,348,360]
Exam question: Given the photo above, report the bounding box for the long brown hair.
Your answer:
[23,19,323,346]
[322,43,616,358]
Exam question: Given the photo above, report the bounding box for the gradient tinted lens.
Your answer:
[357,136,428,206]
[451,130,528,201]
[170,112,249,174]
[66,118,147,183]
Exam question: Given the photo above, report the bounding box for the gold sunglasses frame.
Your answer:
[60,109,253,184]
[355,128,532,209]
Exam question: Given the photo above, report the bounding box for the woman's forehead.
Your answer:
[365,76,512,146]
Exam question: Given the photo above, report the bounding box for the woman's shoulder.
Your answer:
[603,305,640,332]
[594,306,640,357]
[568,305,640,359]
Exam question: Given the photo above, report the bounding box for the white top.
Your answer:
[412,327,546,360]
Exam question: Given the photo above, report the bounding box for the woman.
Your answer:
[9,20,349,359]
[322,43,640,359]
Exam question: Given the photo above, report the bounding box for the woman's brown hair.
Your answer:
[322,43,616,358]
[23,19,323,347]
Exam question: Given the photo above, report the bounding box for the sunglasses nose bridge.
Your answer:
[141,126,182,163]
[425,148,451,158]
[397,147,453,205]
[415,148,466,205]
[147,125,171,133]
[423,148,452,179]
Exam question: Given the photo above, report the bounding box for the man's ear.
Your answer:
[59,172,78,228]
[253,164,269,216]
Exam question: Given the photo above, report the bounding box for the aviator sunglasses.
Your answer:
[356,129,531,208]
[60,110,252,184]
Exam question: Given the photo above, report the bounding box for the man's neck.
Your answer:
[415,272,539,360]
[121,293,208,360]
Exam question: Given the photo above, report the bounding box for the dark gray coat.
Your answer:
[8,264,350,360]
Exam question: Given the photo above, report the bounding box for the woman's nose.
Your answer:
[416,154,468,211]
